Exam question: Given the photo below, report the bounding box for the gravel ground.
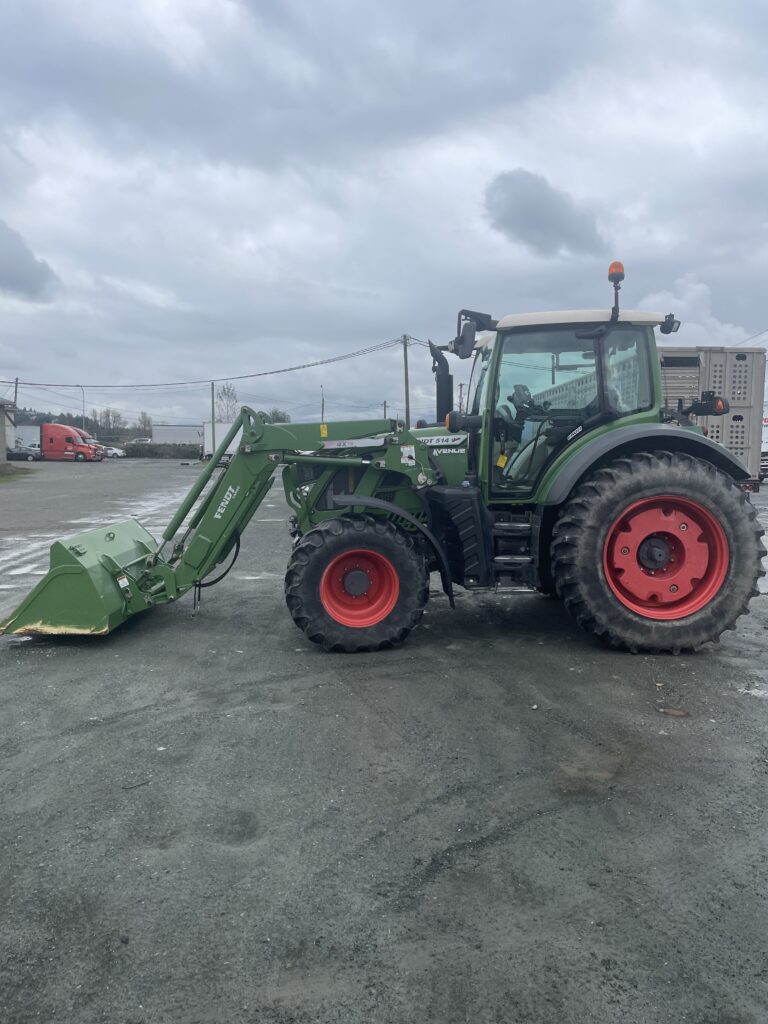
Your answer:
[1,460,767,1024]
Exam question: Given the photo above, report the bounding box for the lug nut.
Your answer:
[679,523,688,532]
[620,546,630,555]
[669,584,679,593]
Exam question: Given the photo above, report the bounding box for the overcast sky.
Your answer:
[1,0,766,426]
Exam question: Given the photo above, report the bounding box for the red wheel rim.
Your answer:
[319,548,400,627]
[603,496,729,620]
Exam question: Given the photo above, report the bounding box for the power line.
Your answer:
[733,327,768,346]
[0,337,407,390]
[16,385,196,424]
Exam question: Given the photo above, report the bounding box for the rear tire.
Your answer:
[550,451,765,653]
[285,516,429,652]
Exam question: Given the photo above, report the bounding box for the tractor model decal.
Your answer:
[420,435,467,446]
[214,485,241,519]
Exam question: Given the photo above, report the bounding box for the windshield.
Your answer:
[497,328,599,413]
[497,324,651,415]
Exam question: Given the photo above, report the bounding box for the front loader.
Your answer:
[2,263,764,653]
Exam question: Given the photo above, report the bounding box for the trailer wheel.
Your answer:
[550,451,765,653]
[285,516,429,652]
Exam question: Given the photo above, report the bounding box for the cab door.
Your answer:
[487,325,652,499]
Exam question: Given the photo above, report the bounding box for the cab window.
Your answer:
[602,332,651,414]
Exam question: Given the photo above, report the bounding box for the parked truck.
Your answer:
[40,423,102,462]
[73,427,106,459]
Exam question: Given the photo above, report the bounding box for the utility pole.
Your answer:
[211,381,216,454]
[13,377,18,407]
[402,334,410,429]
[321,385,325,422]
[458,382,464,413]
[383,400,387,419]
[79,385,85,431]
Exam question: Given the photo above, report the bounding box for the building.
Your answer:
[0,401,16,463]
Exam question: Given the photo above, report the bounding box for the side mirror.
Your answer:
[451,320,477,359]
[688,390,729,417]
[450,309,498,359]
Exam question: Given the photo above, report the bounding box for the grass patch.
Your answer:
[0,463,34,481]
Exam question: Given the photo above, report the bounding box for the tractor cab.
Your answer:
[446,263,681,501]
[472,311,661,496]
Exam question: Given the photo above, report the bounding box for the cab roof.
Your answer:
[495,309,665,330]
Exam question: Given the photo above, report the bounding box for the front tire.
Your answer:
[285,516,429,652]
[75,453,86,462]
[550,451,765,653]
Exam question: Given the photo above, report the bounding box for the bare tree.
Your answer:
[266,407,291,423]
[215,382,239,422]
[136,411,153,434]
[97,408,125,433]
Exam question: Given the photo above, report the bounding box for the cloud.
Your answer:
[484,170,605,257]
[0,1,766,425]
[0,1,605,170]
[0,219,58,300]
[639,275,754,348]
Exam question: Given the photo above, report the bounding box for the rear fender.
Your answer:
[538,424,749,507]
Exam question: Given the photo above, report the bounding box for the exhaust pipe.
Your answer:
[429,341,453,425]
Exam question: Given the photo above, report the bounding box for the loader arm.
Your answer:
[136,407,397,601]
[0,407,398,636]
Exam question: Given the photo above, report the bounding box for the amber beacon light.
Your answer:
[608,260,625,284]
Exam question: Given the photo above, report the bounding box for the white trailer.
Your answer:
[659,346,766,483]
[14,425,40,448]
[151,423,203,445]
[203,421,242,460]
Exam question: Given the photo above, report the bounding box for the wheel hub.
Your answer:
[343,568,370,596]
[637,535,672,570]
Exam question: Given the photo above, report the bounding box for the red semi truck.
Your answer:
[73,427,106,459]
[40,423,103,462]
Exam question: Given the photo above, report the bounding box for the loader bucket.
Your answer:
[0,520,158,637]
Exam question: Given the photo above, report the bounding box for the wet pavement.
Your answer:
[1,460,767,1023]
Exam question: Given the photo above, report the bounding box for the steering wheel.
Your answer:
[509,383,551,421]
[511,384,533,412]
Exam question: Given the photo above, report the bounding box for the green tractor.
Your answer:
[2,263,764,653]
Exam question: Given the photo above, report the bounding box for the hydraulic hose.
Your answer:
[199,532,241,589]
